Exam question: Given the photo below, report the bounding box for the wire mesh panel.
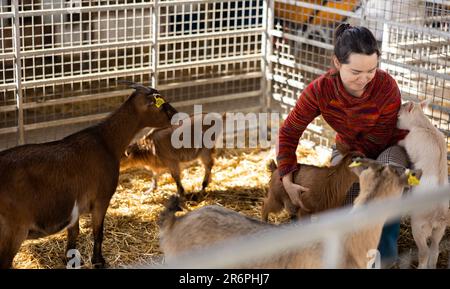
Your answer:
[270,0,450,158]
[0,0,265,150]
[376,0,450,168]
[0,1,17,148]
[0,0,155,149]
[270,0,360,146]
[157,0,264,114]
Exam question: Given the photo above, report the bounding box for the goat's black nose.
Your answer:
[163,103,178,119]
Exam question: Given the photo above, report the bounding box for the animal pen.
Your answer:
[0,0,449,269]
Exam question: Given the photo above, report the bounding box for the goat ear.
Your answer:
[406,102,414,113]
[419,99,431,111]
[349,157,372,176]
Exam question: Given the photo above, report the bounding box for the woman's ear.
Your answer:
[332,55,341,70]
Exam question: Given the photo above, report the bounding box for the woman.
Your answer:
[277,24,409,268]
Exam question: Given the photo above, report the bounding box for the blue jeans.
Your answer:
[331,145,409,266]
[378,220,401,266]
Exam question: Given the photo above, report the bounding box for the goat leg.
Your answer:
[428,225,446,269]
[0,224,27,269]
[65,218,82,266]
[144,173,159,194]
[200,152,214,192]
[412,222,431,269]
[152,174,159,191]
[261,193,284,222]
[168,164,185,196]
[282,199,299,221]
[91,203,109,268]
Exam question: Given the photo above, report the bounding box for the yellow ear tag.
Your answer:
[154,96,165,108]
[407,170,420,186]
[349,161,361,168]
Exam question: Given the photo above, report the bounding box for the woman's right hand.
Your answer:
[281,172,310,207]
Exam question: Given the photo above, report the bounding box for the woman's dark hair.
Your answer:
[334,23,380,64]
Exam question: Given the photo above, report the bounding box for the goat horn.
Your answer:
[146,86,160,95]
[118,80,152,93]
[349,159,363,168]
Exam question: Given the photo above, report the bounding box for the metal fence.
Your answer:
[270,0,450,166]
[1,0,450,269]
[1,0,449,155]
[146,185,450,269]
[0,0,265,149]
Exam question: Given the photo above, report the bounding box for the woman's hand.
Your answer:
[281,172,310,207]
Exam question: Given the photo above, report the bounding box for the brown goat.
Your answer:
[120,113,223,196]
[262,151,363,222]
[158,160,421,268]
[0,83,177,268]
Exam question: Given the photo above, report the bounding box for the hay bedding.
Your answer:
[13,146,450,269]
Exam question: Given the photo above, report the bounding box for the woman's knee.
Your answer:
[376,145,410,167]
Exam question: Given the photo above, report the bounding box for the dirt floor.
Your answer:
[13,145,450,269]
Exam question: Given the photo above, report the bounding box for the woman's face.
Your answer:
[334,53,379,97]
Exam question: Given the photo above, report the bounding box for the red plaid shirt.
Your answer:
[277,69,408,177]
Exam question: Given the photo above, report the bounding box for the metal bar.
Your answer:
[322,233,342,269]
[268,73,305,90]
[359,0,367,27]
[158,72,263,90]
[0,12,13,19]
[260,0,268,112]
[265,0,275,112]
[158,28,264,42]
[423,0,450,6]
[0,83,17,90]
[381,58,450,82]
[6,91,261,133]
[160,0,232,6]
[19,40,153,57]
[275,0,361,19]
[0,126,18,135]
[15,4,153,17]
[173,90,261,107]
[370,16,450,40]
[0,72,262,113]
[272,92,298,107]
[0,52,15,60]
[268,54,327,75]
[383,47,450,67]
[152,0,159,88]
[0,104,18,113]
[23,113,111,131]
[158,54,262,70]
[18,67,154,88]
[21,90,129,110]
[269,29,334,50]
[147,185,450,269]
[12,0,24,145]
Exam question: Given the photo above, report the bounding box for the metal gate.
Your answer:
[0,0,265,150]
[1,0,449,161]
[269,0,450,167]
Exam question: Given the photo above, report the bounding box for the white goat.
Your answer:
[397,100,449,269]
[159,160,419,268]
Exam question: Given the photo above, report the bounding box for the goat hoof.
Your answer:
[186,193,201,202]
[91,257,106,269]
[144,188,154,194]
